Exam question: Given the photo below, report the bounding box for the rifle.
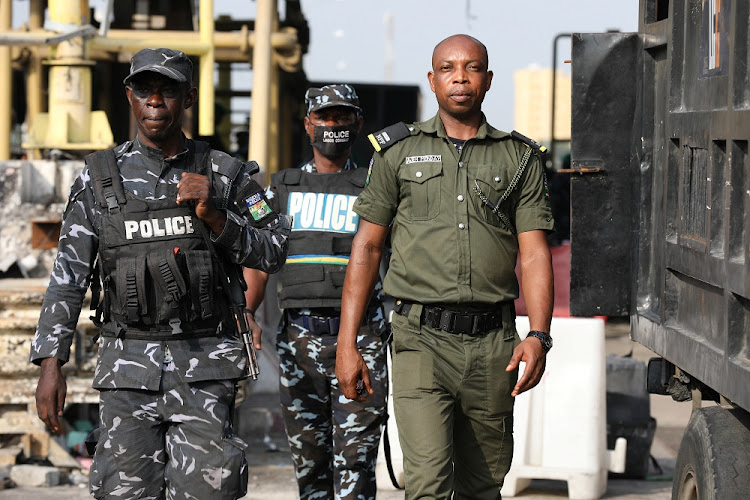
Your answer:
[228,265,260,380]
[188,151,262,380]
[193,212,260,380]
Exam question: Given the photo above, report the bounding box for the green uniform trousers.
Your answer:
[390,302,519,500]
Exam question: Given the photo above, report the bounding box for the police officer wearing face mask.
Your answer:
[244,84,389,500]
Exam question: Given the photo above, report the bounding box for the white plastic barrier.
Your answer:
[503,316,626,499]
[375,344,405,490]
[377,316,626,497]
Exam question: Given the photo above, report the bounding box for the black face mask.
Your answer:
[312,123,358,158]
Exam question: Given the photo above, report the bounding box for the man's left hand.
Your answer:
[505,336,547,397]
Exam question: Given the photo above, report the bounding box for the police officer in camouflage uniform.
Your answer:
[244,84,388,500]
[31,48,291,499]
[336,35,555,499]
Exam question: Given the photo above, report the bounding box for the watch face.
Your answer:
[529,331,552,351]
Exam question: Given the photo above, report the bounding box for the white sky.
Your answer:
[11,0,639,131]
[218,0,640,129]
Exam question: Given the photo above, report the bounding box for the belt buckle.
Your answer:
[453,313,472,335]
[311,316,330,335]
[424,306,440,328]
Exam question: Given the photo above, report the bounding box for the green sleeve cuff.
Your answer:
[515,206,555,234]
[353,197,395,227]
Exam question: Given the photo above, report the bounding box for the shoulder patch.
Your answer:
[366,157,374,185]
[510,130,547,154]
[368,122,412,152]
[244,192,274,222]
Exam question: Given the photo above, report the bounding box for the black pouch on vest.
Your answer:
[116,256,147,324]
[185,249,215,320]
[147,249,188,322]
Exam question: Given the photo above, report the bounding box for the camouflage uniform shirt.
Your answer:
[30,136,291,389]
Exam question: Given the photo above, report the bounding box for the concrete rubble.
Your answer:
[10,464,61,488]
[0,277,99,484]
[0,160,76,280]
[0,466,11,490]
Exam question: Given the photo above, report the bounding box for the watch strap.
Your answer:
[527,330,552,352]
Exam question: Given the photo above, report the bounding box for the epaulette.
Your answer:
[368,122,412,152]
[510,130,548,154]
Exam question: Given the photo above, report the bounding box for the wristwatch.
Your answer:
[527,330,553,352]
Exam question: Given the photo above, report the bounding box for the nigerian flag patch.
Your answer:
[245,192,273,221]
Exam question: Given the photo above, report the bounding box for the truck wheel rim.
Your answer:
[678,470,698,500]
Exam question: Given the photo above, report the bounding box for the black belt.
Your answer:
[393,300,504,336]
[287,310,342,336]
[287,305,380,336]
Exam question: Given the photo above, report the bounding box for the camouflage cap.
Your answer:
[123,48,193,86]
[305,84,361,115]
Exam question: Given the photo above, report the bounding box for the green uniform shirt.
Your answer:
[354,113,554,305]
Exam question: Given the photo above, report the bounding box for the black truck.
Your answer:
[569,0,750,498]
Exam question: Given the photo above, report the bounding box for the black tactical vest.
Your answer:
[86,142,238,339]
[273,167,368,309]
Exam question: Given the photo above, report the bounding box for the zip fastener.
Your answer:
[223,175,234,210]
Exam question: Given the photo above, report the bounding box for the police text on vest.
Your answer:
[124,215,195,240]
[287,192,359,233]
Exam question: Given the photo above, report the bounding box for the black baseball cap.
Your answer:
[123,48,193,86]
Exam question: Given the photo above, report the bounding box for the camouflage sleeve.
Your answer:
[213,166,291,273]
[30,166,99,365]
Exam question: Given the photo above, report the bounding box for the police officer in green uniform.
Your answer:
[335,34,555,499]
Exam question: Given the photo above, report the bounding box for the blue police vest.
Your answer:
[272,166,368,309]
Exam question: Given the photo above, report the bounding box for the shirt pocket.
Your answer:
[398,161,443,221]
[472,165,513,229]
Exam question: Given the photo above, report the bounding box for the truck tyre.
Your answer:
[672,406,750,500]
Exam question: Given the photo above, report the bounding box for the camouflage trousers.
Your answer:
[278,318,388,500]
[89,370,248,499]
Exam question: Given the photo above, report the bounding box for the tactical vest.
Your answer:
[86,142,237,339]
[273,167,368,309]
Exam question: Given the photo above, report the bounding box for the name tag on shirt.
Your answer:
[405,155,441,164]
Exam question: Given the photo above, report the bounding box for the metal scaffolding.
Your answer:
[0,0,303,175]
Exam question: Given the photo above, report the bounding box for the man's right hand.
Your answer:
[243,310,263,351]
[335,345,372,401]
[35,357,67,433]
